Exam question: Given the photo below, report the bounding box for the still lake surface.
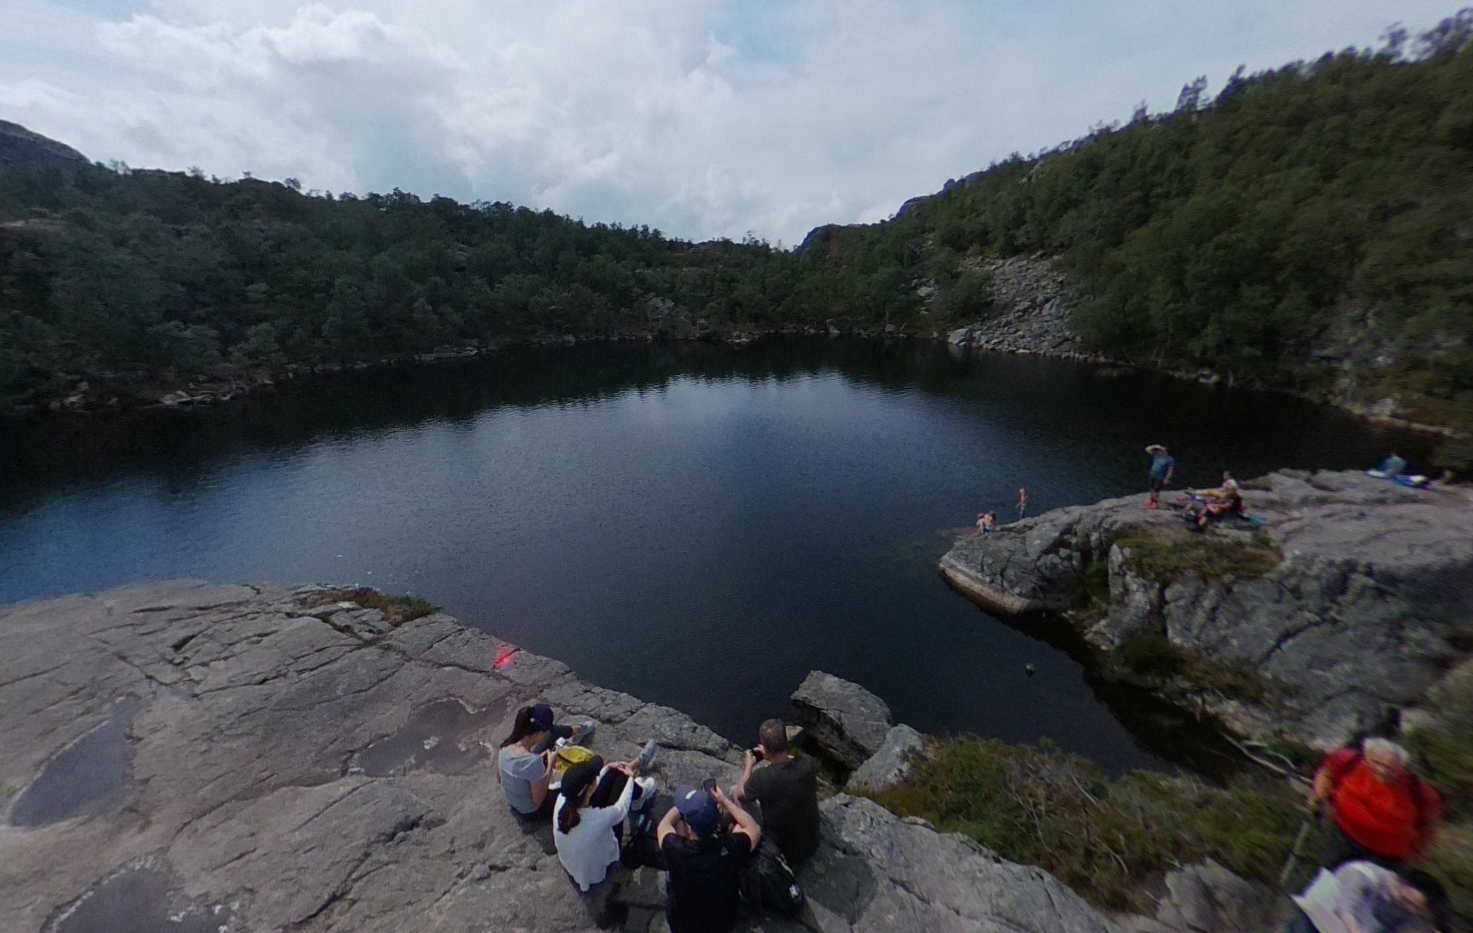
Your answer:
[0,339,1434,774]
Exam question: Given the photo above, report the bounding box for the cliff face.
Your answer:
[0,581,1117,933]
[942,471,1473,749]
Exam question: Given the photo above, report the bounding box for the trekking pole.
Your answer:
[1277,814,1316,891]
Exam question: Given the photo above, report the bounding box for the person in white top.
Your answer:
[553,756,654,891]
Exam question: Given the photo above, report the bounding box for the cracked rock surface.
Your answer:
[943,470,1473,749]
[2,581,1120,933]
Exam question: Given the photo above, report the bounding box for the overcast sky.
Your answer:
[1,0,1460,243]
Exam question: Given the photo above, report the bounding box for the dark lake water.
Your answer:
[0,339,1435,775]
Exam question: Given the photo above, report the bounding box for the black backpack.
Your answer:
[621,793,673,870]
[742,836,804,917]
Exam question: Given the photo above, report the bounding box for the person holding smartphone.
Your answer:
[657,783,760,933]
[733,718,820,867]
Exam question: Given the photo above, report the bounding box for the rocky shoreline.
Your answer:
[2,580,1126,933]
[940,470,1473,751]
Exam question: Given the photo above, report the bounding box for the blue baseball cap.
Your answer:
[529,703,555,732]
[675,785,719,837]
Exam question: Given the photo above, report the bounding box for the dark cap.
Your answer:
[560,756,605,801]
[528,703,555,732]
[675,785,719,837]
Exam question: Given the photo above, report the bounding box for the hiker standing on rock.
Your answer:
[1310,738,1444,869]
[1145,445,1176,510]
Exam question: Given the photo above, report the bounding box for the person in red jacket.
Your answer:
[1311,737,1444,868]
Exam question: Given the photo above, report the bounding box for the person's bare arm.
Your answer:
[656,803,681,849]
[528,749,555,807]
[733,749,759,802]
[712,786,761,848]
[1310,766,1334,809]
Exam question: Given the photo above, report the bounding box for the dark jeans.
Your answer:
[532,724,576,754]
[1283,907,1315,933]
[510,791,557,825]
[587,769,644,844]
[1324,824,1399,871]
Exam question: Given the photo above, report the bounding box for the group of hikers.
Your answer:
[497,704,819,932]
[496,703,1452,932]
[1143,443,1247,529]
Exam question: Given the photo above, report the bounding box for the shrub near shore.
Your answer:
[861,736,1316,913]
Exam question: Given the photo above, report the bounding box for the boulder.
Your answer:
[790,671,894,769]
[1152,860,1277,933]
[803,795,1121,933]
[846,724,925,794]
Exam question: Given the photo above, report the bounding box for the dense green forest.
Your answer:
[2,11,1472,444]
[818,12,1473,435]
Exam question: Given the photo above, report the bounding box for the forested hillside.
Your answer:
[0,164,826,411]
[817,12,1473,435]
[2,11,1472,441]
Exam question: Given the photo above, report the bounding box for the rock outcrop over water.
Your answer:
[1,581,1120,933]
[941,470,1473,749]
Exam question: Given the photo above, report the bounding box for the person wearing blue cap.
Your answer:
[497,703,596,823]
[657,782,761,933]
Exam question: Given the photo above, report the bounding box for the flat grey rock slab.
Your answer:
[790,671,894,770]
[1,583,1123,933]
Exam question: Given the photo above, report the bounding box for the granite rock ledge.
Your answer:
[941,470,1473,750]
[1,581,1121,933]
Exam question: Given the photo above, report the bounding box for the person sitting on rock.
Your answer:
[733,718,820,868]
[1311,738,1444,869]
[553,754,657,892]
[658,783,761,933]
[1285,860,1446,933]
[1194,471,1244,528]
[976,512,996,534]
[1368,453,1408,480]
[497,703,596,823]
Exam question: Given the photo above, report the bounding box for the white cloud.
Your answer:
[0,0,1459,242]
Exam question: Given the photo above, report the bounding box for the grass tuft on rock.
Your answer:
[862,736,1314,913]
[1114,525,1281,585]
[314,587,439,627]
[1120,633,1183,677]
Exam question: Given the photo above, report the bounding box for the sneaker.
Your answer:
[635,739,658,772]
[570,721,597,747]
[1146,500,1158,510]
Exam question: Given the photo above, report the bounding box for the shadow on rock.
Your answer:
[9,697,143,828]
[49,857,235,933]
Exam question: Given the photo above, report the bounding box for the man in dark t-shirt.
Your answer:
[734,718,820,867]
[658,784,760,933]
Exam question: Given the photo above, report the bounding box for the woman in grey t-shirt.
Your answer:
[498,703,596,822]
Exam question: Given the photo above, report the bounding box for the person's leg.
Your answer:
[533,725,575,754]
[589,770,628,809]
[1323,825,1376,869]
[1282,907,1315,933]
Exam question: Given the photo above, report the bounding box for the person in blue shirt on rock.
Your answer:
[1145,444,1176,510]
[1368,452,1407,480]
